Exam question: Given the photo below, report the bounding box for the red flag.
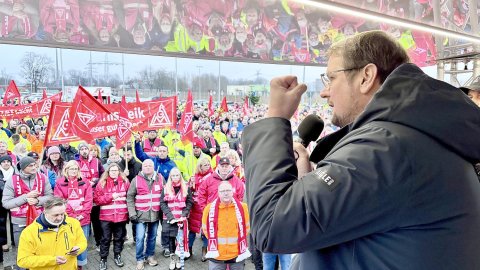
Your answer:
[208,95,215,117]
[178,90,194,142]
[3,80,21,106]
[135,90,140,103]
[42,90,47,99]
[26,205,38,226]
[243,96,249,115]
[116,96,133,149]
[220,96,228,113]
[96,89,103,104]
[44,101,79,147]
[69,86,111,143]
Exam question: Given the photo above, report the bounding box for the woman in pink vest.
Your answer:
[188,157,213,260]
[54,160,93,269]
[94,163,130,270]
[160,168,193,270]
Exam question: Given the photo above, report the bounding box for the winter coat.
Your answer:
[94,177,130,223]
[1,172,53,226]
[197,170,245,210]
[0,169,10,245]
[126,172,163,223]
[134,141,176,182]
[160,186,193,238]
[16,214,87,270]
[242,64,480,270]
[118,158,142,182]
[202,201,249,261]
[188,170,212,233]
[54,177,93,226]
[60,145,78,162]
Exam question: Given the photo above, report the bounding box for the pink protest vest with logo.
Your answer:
[134,175,162,212]
[11,173,46,218]
[66,180,84,211]
[143,138,163,153]
[163,189,186,220]
[99,177,129,222]
[77,157,100,182]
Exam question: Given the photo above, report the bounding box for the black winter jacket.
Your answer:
[242,64,480,270]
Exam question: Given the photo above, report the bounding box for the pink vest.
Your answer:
[143,138,163,153]
[99,178,128,221]
[65,180,84,212]
[11,173,46,218]
[134,175,162,212]
[163,189,186,220]
[77,158,100,182]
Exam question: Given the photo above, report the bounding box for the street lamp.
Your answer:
[33,70,40,93]
[196,65,203,100]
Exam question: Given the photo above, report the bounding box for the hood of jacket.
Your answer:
[213,168,234,181]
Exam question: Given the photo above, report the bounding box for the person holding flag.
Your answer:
[134,133,176,184]
[54,160,93,269]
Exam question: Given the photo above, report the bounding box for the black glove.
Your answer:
[130,215,138,222]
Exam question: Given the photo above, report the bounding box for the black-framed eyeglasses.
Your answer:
[320,66,365,88]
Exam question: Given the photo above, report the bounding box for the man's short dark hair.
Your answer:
[328,30,410,83]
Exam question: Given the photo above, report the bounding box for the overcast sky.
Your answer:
[0,43,472,89]
[0,43,326,85]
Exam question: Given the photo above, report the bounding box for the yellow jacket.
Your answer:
[17,215,88,270]
[202,201,250,261]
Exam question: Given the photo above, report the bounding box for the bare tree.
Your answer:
[20,52,54,92]
[138,66,156,91]
[0,69,12,87]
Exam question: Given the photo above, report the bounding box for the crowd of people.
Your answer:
[1,31,480,270]
[0,99,335,270]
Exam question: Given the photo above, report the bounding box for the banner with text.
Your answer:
[0,92,62,120]
[45,97,177,146]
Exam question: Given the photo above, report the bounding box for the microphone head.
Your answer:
[297,114,324,146]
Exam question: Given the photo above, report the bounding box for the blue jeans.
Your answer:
[188,231,196,250]
[201,233,208,247]
[263,253,291,270]
[77,225,90,266]
[135,221,159,261]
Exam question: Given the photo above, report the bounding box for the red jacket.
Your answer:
[54,177,93,226]
[197,170,245,211]
[94,177,130,223]
[188,170,212,233]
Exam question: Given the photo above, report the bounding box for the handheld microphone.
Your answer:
[296,114,324,147]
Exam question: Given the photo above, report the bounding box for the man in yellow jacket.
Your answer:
[202,182,251,270]
[17,197,88,270]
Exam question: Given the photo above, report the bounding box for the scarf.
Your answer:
[0,166,14,181]
[175,219,190,259]
[205,198,251,262]
[19,170,36,181]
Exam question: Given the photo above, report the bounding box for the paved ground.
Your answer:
[3,223,256,270]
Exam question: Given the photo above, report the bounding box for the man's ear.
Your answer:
[359,63,380,95]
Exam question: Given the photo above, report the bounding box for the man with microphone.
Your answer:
[242,30,480,270]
